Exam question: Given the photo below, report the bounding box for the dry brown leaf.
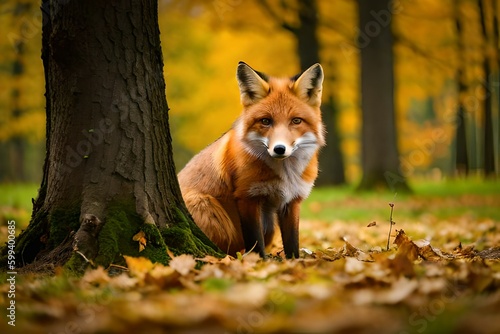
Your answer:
[197,254,233,265]
[345,257,365,274]
[169,254,197,276]
[352,277,418,305]
[124,255,154,279]
[109,273,139,289]
[146,265,180,288]
[343,239,374,262]
[316,248,343,261]
[394,230,419,262]
[132,230,147,252]
[81,266,110,285]
[222,283,268,307]
[414,240,445,261]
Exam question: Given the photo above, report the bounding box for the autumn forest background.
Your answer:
[1,0,498,185]
[0,1,500,333]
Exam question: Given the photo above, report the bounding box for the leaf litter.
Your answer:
[2,195,500,334]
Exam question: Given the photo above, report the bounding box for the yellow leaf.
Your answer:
[124,256,154,279]
[169,254,196,276]
[132,230,147,252]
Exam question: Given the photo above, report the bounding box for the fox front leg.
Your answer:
[237,199,266,258]
[278,198,301,259]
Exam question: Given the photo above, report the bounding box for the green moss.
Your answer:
[140,222,170,265]
[94,201,171,267]
[95,208,137,267]
[94,204,223,269]
[161,207,224,259]
[3,203,80,266]
[64,252,91,276]
[49,205,81,248]
[4,197,224,273]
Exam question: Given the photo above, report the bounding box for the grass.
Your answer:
[302,178,500,223]
[0,183,38,231]
[0,183,38,211]
[1,178,499,231]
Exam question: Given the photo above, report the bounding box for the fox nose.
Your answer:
[273,145,286,155]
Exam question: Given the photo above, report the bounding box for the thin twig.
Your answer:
[386,194,397,250]
[76,250,95,267]
[242,241,259,258]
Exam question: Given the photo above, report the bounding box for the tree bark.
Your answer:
[5,0,221,272]
[356,0,410,192]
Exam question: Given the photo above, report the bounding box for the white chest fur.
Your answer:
[247,154,314,207]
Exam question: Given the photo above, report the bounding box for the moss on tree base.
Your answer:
[3,200,224,275]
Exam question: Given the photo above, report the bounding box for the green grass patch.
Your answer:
[1,179,499,240]
[410,177,500,196]
[0,183,39,211]
[303,178,500,223]
[0,184,39,237]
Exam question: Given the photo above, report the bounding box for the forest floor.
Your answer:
[1,179,499,334]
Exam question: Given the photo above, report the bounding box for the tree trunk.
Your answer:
[454,105,469,176]
[454,1,469,177]
[6,0,221,273]
[356,0,410,192]
[317,95,346,185]
[7,3,28,182]
[295,0,345,186]
[479,0,496,178]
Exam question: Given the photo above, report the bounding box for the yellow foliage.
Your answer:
[160,6,297,155]
[0,0,45,143]
[0,0,492,180]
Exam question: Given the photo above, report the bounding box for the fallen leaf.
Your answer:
[394,230,418,262]
[82,266,110,285]
[169,254,197,276]
[109,273,139,289]
[132,230,147,252]
[223,282,268,307]
[345,257,365,274]
[352,277,418,305]
[343,239,374,262]
[124,256,154,279]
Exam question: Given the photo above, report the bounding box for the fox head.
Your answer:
[235,61,325,161]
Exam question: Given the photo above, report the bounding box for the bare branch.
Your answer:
[257,0,297,33]
[393,33,452,71]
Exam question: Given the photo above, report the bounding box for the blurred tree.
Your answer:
[0,1,39,182]
[8,2,27,182]
[454,1,469,177]
[258,0,346,185]
[9,0,221,271]
[478,0,496,178]
[356,0,410,192]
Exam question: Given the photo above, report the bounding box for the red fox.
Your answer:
[178,61,325,258]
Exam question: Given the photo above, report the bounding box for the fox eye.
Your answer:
[292,118,302,125]
[261,118,272,126]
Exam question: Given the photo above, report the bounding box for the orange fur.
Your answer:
[178,62,325,258]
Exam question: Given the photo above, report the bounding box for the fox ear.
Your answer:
[292,63,324,107]
[237,61,270,107]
